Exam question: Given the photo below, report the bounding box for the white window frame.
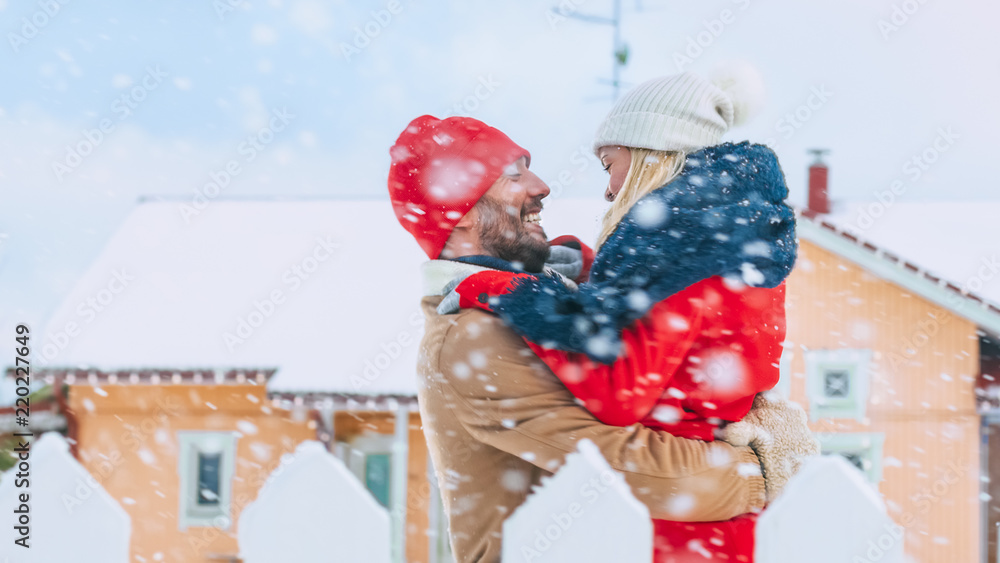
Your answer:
[817,432,885,487]
[338,423,411,562]
[177,431,238,530]
[426,456,454,563]
[339,435,396,509]
[805,348,872,421]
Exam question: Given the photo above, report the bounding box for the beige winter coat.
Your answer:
[416,260,766,563]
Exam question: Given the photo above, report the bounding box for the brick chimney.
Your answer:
[807,149,830,214]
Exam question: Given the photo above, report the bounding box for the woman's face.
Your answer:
[598,145,631,202]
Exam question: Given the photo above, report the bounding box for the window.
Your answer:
[805,349,872,421]
[824,369,850,398]
[336,426,411,561]
[196,452,222,505]
[364,453,392,508]
[817,432,885,487]
[177,431,237,529]
[338,435,396,509]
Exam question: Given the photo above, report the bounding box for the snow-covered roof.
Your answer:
[798,201,1000,333]
[38,197,608,395]
[39,199,430,394]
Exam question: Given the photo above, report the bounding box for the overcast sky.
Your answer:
[1,0,997,332]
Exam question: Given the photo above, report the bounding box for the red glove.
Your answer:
[453,270,532,313]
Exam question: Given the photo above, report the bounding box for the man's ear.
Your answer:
[441,206,480,259]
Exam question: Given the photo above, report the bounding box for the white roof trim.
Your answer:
[797,218,1000,337]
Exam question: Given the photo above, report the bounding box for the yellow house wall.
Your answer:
[786,240,981,562]
[67,384,315,562]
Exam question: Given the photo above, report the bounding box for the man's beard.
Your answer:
[475,196,550,273]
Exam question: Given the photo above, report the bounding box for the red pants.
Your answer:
[653,514,756,562]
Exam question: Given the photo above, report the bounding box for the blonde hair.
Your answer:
[597,148,686,247]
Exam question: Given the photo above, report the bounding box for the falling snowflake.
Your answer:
[740,262,765,285]
[650,405,682,424]
[501,469,530,492]
[453,362,471,379]
[633,197,669,229]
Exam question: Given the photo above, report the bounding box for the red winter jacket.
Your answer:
[453,247,785,562]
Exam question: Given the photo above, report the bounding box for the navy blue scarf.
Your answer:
[492,141,797,363]
[452,255,527,273]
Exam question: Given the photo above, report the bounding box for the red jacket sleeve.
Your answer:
[526,292,705,427]
[453,270,706,428]
[453,270,531,312]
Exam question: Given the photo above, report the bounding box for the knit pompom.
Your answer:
[709,61,765,126]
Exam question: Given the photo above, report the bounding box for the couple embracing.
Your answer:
[387,69,820,562]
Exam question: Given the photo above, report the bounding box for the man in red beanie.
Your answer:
[388,113,551,271]
[390,115,767,562]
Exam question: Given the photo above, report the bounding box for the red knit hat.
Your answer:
[388,115,530,259]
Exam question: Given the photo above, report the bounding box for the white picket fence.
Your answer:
[237,438,902,563]
[238,440,392,563]
[501,439,653,563]
[502,439,903,563]
[4,433,901,562]
[0,432,131,563]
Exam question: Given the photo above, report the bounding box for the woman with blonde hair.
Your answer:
[447,68,818,562]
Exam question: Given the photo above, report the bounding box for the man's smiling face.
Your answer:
[473,157,551,272]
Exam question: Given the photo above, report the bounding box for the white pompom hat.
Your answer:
[593,62,765,155]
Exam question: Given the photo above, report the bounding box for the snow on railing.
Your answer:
[238,440,391,563]
[501,439,653,563]
[500,440,904,563]
[756,455,903,563]
[0,432,131,563]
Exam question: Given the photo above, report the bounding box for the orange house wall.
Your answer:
[786,241,981,563]
[333,411,432,563]
[67,384,315,562]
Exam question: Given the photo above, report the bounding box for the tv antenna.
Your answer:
[550,0,632,100]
